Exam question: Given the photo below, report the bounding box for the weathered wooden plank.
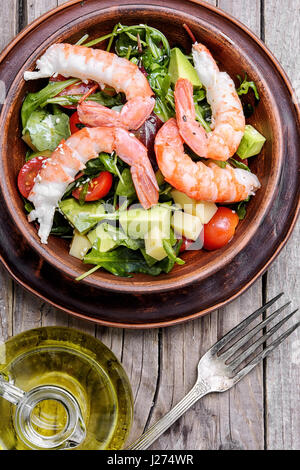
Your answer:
[25,0,58,23]
[0,0,18,343]
[146,0,264,450]
[13,0,93,337]
[218,0,261,34]
[120,329,159,443]
[263,227,300,450]
[263,0,300,450]
[8,0,65,336]
[212,0,264,451]
[0,0,298,452]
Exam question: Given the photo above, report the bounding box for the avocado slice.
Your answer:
[237,124,266,159]
[87,223,118,252]
[59,198,106,233]
[144,225,168,261]
[119,205,171,240]
[168,48,202,87]
[69,230,92,260]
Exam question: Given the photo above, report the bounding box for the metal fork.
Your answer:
[127,293,299,450]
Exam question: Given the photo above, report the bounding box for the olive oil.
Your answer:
[0,327,133,450]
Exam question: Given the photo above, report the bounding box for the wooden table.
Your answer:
[0,0,299,450]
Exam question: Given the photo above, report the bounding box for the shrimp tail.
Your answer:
[173,42,245,161]
[174,78,208,156]
[131,165,159,209]
[78,101,121,127]
[114,127,159,208]
[78,96,155,131]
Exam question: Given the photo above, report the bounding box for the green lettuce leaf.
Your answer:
[24,109,70,152]
[21,79,79,128]
[116,168,136,198]
[83,246,163,277]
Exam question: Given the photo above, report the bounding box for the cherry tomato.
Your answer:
[203,206,239,251]
[17,156,48,198]
[72,172,113,202]
[69,111,88,134]
[179,237,194,252]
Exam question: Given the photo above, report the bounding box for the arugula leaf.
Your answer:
[22,197,34,214]
[229,158,251,171]
[140,248,160,267]
[236,201,247,220]
[46,90,123,109]
[21,79,79,128]
[116,168,137,198]
[50,211,73,237]
[154,96,174,122]
[114,24,170,65]
[83,246,163,277]
[193,88,206,103]
[83,157,103,177]
[236,73,260,101]
[23,109,70,152]
[162,239,185,265]
[209,159,227,168]
[157,240,183,273]
[78,180,90,206]
[99,152,124,181]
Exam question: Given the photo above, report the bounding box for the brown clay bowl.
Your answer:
[0,0,286,294]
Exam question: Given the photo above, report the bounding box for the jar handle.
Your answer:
[0,373,25,406]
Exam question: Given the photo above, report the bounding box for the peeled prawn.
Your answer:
[28,127,159,244]
[154,118,260,203]
[77,97,155,131]
[24,43,155,130]
[174,43,245,161]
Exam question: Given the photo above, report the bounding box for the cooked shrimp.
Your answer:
[77,97,155,131]
[28,127,159,244]
[24,43,155,130]
[154,118,260,203]
[174,43,245,161]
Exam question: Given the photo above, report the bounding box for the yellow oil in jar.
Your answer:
[0,327,133,450]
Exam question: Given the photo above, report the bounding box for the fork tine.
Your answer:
[232,320,300,384]
[212,293,284,353]
[220,302,291,362]
[229,309,298,370]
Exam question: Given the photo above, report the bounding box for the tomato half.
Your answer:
[72,172,113,202]
[69,111,88,134]
[17,156,48,198]
[203,206,239,251]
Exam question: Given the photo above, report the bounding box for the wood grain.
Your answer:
[263,0,300,450]
[0,0,18,344]
[0,0,299,451]
[148,0,264,450]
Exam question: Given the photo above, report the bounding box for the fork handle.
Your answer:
[126,380,209,450]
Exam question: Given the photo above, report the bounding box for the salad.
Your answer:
[18,23,266,280]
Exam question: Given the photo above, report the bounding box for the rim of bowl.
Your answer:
[0,0,289,294]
